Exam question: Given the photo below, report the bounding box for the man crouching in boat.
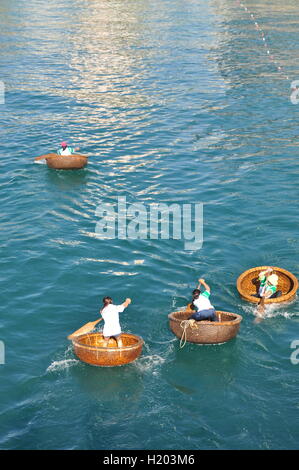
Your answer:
[100,296,131,347]
[188,278,218,322]
[255,268,281,319]
[58,141,80,156]
[257,268,281,299]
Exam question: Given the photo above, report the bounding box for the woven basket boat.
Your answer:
[72,332,144,367]
[168,310,242,344]
[236,266,298,304]
[42,153,88,170]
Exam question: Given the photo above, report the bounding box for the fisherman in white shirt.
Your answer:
[100,296,132,347]
[57,141,80,156]
[188,278,218,322]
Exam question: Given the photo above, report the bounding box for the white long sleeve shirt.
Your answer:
[101,304,125,337]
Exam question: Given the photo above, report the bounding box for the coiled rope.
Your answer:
[179,319,198,349]
[179,315,221,348]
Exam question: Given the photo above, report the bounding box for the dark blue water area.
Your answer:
[0,0,299,450]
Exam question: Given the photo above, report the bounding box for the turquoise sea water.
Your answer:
[0,0,299,450]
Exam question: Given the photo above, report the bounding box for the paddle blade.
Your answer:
[67,318,102,340]
[254,297,265,323]
[185,303,195,312]
[34,153,57,161]
[257,297,265,314]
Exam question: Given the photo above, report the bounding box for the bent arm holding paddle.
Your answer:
[197,278,211,293]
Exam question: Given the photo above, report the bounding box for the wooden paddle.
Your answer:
[254,296,265,323]
[67,318,102,340]
[257,296,265,312]
[185,303,194,312]
[34,153,58,161]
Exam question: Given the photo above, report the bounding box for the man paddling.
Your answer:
[188,278,218,322]
[100,296,132,347]
[255,267,281,319]
[58,141,80,156]
[258,268,281,299]
[34,141,81,162]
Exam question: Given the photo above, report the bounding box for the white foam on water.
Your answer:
[46,358,79,373]
[134,341,175,374]
[34,160,46,165]
[263,307,299,320]
[98,271,139,276]
[135,354,166,373]
[148,338,177,345]
[241,301,299,321]
[51,239,83,246]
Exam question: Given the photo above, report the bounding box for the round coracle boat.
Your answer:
[43,153,88,170]
[237,266,298,304]
[168,310,242,344]
[72,332,144,367]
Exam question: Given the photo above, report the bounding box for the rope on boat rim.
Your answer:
[179,314,222,348]
[179,321,189,349]
[179,320,197,349]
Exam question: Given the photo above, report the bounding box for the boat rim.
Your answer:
[46,154,88,160]
[168,310,242,325]
[72,332,144,352]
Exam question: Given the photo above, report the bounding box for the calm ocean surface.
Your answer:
[0,0,299,450]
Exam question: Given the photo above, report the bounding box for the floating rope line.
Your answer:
[235,0,289,81]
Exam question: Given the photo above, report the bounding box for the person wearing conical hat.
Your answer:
[258,268,281,299]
